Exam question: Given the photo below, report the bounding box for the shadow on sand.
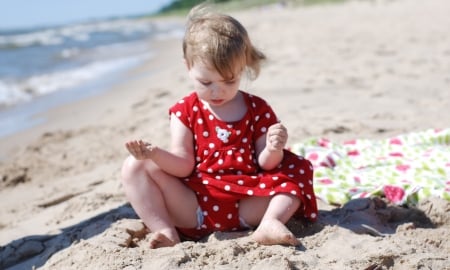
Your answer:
[1,197,435,269]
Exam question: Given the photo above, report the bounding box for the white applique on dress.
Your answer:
[216,126,231,143]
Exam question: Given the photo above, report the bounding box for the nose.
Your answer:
[209,83,222,97]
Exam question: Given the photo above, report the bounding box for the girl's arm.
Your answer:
[125,114,195,178]
[255,123,287,171]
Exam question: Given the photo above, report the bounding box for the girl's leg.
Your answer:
[121,156,199,248]
[239,193,301,246]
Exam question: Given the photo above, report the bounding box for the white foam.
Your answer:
[0,19,160,49]
[0,53,151,107]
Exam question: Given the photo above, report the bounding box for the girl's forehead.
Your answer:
[191,61,223,78]
[191,61,241,81]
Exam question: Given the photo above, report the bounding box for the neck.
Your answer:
[204,91,246,122]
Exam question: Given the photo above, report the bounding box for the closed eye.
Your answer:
[199,80,212,86]
[225,80,236,85]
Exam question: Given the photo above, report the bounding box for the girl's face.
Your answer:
[188,61,242,107]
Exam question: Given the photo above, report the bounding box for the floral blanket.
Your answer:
[291,129,450,205]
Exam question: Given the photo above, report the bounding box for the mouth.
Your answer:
[210,99,224,105]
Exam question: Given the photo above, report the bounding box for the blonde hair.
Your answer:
[183,5,266,81]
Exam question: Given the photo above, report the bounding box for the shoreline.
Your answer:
[0,36,183,160]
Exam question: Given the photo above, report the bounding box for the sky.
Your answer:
[0,0,175,30]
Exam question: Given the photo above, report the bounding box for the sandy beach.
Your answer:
[1,0,450,269]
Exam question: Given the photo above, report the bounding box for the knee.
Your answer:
[121,156,145,186]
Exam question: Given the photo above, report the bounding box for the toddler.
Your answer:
[121,5,318,249]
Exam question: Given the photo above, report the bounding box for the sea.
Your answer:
[0,17,183,137]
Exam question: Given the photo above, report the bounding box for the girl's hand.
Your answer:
[125,140,155,160]
[266,123,288,152]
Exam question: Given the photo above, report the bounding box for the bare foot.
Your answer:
[250,218,300,246]
[149,232,179,249]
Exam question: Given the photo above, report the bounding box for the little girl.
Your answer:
[121,5,318,249]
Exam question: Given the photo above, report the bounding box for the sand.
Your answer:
[1,0,450,269]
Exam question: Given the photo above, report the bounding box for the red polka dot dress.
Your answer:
[169,91,318,240]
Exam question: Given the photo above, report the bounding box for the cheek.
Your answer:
[195,86,210,99]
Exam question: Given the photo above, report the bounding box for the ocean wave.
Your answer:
[0,53,152,108]
[0,18,162,49]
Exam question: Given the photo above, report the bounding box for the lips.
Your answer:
[210,99,224,105]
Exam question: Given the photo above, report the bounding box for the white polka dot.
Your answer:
[219,169,224,174]
[240,148,245,153]
[237,171,242,175]
[261,127,267,133]
[202,180,209,185]
[238,180,244,185]
[225,185,231,191]
[236,130,241,135]
[247,190,254,195]
[259,183,266,189]
[197,173,202,178]
[213,205,219,212]
[255,115,260,121]
[288,174,294,178]
[227,213,233,219]
[227,150,233,155]
[272,176,279,181]
[218,159,224,165]
[209,114,214,120]
[299,169,305,174]
[203,211,208,216]
[215,223,221,228]
[203,196,208,202]
[178,100,185,104]
[289,164,295,169]
[237,157,243,162]
[299,183,304,188]
[242,138,248,143]
[203,131,209,137]
[209,143,215,149]
[176,111,182,117]
[196,157,201,162]
[193,106,198,111]
[291,190,297,195]
[227,124,233,128]
[251,176,258,179]
[281,182,287,188]
[252,102,256,108]
[265,112,271,118]
[214,152,219,157]
[269,191,275,196]
[307,194,312,200]
[309,180,313,185]
[207,168,213,173]
[204,150,209,156]
[215,175,221,180]
[311,212,317,218]
[197,118,203,124]
[201,224,207,229]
